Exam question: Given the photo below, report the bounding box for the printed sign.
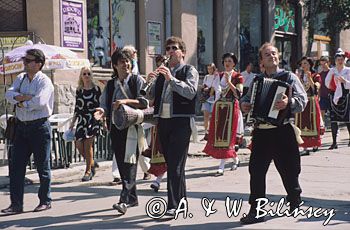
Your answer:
[61,0,84,50]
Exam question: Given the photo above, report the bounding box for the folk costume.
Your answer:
[295,72,322,148]
[203,70,244,172]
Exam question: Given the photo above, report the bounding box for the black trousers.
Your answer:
[158,117,192,210]
[249,124,302,208]
[110,125,139,205]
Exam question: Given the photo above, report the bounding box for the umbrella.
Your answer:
[0,42,90,75]
[2,43,78,63]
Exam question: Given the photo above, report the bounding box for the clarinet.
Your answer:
[140,57,170,96]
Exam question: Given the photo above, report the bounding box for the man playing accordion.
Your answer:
[240,43,308,225]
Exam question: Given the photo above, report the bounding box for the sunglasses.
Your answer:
[165,45,179,51]
[83,72,91,76]
[22,57,36,63]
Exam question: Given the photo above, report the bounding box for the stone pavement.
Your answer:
[0,123,349,229]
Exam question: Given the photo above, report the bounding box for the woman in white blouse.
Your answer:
[325,48,350,149]
[200,63,220,140]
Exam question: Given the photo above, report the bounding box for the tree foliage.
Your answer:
[303,0,350,57]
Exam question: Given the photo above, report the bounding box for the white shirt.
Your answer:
[5,71,54,121]
[241,70,255,87]
[203,74,220,102]
[325,66,350,104]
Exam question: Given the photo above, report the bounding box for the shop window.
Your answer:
[87,0,135,68]
[239,0,261,72]
[0,0,26,32]
[197,0,213,74]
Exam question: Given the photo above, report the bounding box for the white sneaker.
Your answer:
[215,169,224,176]
[231,158,240,171]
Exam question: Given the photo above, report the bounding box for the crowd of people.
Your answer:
[1,38,350,226]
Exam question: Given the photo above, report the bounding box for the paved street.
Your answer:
[0,124,349,229]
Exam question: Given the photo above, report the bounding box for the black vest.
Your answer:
[105,75,138,129]
[153,64,196,116]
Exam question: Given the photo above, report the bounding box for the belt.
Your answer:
[95,47,104,50]
[18,117,48,125]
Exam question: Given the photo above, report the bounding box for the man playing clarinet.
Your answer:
[147,36,199,217]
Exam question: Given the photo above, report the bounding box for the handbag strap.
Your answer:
[12,74,27,115]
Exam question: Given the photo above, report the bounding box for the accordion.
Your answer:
[247,76,290,126]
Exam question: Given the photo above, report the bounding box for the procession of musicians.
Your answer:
[2,36,350,224]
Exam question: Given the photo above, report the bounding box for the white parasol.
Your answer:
[0,42,90,74]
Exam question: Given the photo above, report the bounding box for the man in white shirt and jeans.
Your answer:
[2,49,54,214]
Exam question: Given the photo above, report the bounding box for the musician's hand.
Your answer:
[146,71,157,83]
[203,87,210,92]
[241,102,252,113]
[157,66,172,81]
[113,99,126,110]
[275,94,288,110]
[94,107,104,120]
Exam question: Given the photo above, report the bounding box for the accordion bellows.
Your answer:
[248,76,290,126]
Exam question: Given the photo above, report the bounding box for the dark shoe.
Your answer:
[348,141,350,147]
[112,202,138,215]
[112,203,127,215]
[91,161,99,176]
[165,208,176,217]
[240,212,265,225]
[143,173,151,180]
[81,173,92,182]
[300,149,310,156]
[1,205,23,215]
[109,177,122,185]
[200,133,209,141]
[312,147,318,152]
[328,143,338,150]
[150,182,160,192]
[33,203,51,212]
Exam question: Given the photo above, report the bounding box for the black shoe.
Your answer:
[312,147,319,152]
[328,143,338,150]
[113,203,127,215]
[240,212,265,225]
[143,173,151,180]
[150,182,160,192]
[81,173,92,182]
[33,203,51,212]
[200,133,209,141]
[1,205,23,215]
[165,208,176,217]
[111,177,122,185]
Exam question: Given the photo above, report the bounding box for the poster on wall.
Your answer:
[147,21,161,55]
[61,0,84,50]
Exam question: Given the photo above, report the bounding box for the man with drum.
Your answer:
[94,49,148,215]
[147,36,199,217]
[240,43,307,224]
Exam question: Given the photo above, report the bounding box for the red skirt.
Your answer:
[203,99,239,159]
[146,126,167,177]
[295,96,322,148]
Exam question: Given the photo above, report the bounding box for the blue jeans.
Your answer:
[10,119,52,208]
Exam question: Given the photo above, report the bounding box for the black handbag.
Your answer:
[4,116,17,141]
[4,75,26,141]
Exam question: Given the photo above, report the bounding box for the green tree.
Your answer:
[303,0,350,58]
[320,0,350,58]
